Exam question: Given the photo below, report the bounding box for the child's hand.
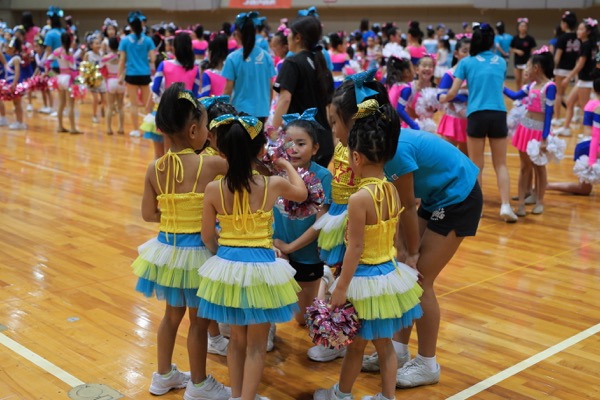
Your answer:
[541,139,548,152]
[273,239,290,255]
[329,287,347,310]
[273,246,284,258]
[273,156,292,170]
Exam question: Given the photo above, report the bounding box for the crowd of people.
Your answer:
[3,5,599,400]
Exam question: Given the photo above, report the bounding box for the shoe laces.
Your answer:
[400,359,422,373]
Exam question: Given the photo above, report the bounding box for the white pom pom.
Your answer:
[507,103,527,138]
[545,135,566,163]
[573,155,600,184]
[527,139,548,165]
[416,118,437,134]
[415,88,440,119]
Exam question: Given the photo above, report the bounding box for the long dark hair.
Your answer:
[562,11,578,31]
[207,34,228,69]
[332,79,390,127]
[156,83,205,136]
[60,32,72,52]
[470,24,495,56]
[21,12,35,31]
[174,32,195,71]
[130,18,143,40]
[452,37,471,66]
[194,24,204,40]
[530,51,554,80]
[385,56,412,88]
[50,15,62,29]
[348,103,399,163]
[408,21,424,43]
[237,17,256,60]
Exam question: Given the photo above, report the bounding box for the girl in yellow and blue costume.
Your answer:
[196,113,307,400]
[314,99,422,400]
[132,84,231,399]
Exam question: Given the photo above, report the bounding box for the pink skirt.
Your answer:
[512,117,543,152]
[437,115,467,143]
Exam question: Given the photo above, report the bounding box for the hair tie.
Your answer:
[311,44,323,53]
[298,6,319,18]
[517,17,529,24]
[345,68,378,104]
[352,99,383,120]
[198,95,230,110]
[235,11,259,30]
[128,11,144,24]
[277,24,291,37]
[584,18,598,28]
[533,45,550,55]
[209,114,263,139]
[282,108,322,128]
[178,90,201,109]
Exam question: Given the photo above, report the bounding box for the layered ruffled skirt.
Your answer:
[313,202,347,267]
[331,260,423,340]
[196,246,301,325]
[512,117,543,152]
[133,232,211,308]
[141,108,163,143]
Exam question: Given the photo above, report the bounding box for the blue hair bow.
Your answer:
[47,6,64,18]
[282,108,320,126]
[253,16,267,27]
[128,11,145,24]
[235,11,259,30]
[345,68,378,104]
[298,6,319,18]
[199,95,231,110]
[209,114,263,139]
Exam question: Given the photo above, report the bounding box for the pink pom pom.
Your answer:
[0,80,29,101]
[261,126,293,173]
[305,299,361,349]
[69,84,87,100]
[48,76,59,91]
[278,168,325,219]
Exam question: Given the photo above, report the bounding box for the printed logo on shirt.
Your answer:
[490,55,501,65]
[566,39,581,53]
[431,208,445,221]
[307,56,315,70]
[255,50,265,65]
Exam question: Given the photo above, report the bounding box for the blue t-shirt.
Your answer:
[222,46,275,117]
[273,162,332,264]
[494,33,513,57]
[384,129,479,212]
[43,28,64,69]
[454,51,507,116]
[256,34,270,53]
[118,33,156,76]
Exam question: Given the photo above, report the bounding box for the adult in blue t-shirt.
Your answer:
[441,23,518,223]
[223,14,275,119]
[43,7,64,71]
[493,21,512,60]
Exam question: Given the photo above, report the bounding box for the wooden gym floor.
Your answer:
[0,93,598,399]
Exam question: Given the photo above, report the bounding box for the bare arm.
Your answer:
[272,89,292,129]
[439,76,464,103]
[563,56,586,87]
[274,205,329,254]
[271,158,308,202]
[223,79,234,96]
[553,48,563,68]
[141,163,160,222]
[392,173,420,268]
[201,182,219,254]
[118,50,126,83]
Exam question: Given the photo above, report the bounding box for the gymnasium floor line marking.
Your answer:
[446,322,600,399]
[0,331,85,387]
[439,238,600,298]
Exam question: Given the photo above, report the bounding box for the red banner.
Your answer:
[229,0,292,8]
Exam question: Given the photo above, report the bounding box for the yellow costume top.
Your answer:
[217,175,273,249]
[331,142,360,204]
[156,149,204,234]
[358,177,402,265]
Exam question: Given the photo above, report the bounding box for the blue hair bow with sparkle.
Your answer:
[282,108,321,127]
[198,95,230,110]
[254,16,267,28]
[128,11,145,24]
[209,114,263,139]
[298,6,319,18]
[47,6,64,18]
[345,68,378,104]
[235,11,259,30]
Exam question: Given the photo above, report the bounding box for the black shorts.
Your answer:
[467,110,508,139]
[417,181,483,237]
[289,260,324,282]
[52,67,60,74]
[125,75,151,85]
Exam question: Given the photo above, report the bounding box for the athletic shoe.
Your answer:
[554,127,571,137]
[551,118,564,126]
[515,205,527,217]
[183,375,231,400]
[361,394,393,400]
[531,204,544,215]
[314,384,354,400]
[149,364,190,395]
[230,396,270,400]
[524,194,537,205]
[8,122,26,130]
[26,104,33,112]
[218,323,230,338]
[39,107,52,114]
[92,116,99,124]
[129,130,142,137]
[396,357,440,388]
[0,117,7,126]
[362,351,410,372]
[307,345,346,362]
[500,204,518,223]
[267,324,276,352]
[207,334,229,356]
[50,111,58,117]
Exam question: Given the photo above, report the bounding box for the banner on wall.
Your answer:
[229,0,292,8]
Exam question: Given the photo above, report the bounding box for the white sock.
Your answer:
[334,383,351,398]
[392,340,409,356]
[416,354,438,372]
[209,333,223,340]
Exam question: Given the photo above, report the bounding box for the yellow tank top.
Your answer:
[217,175,273,249]
[331,142,360,204]
[156,149,205,234]
[358,177,403,265]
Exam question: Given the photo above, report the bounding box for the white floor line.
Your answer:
[0,332,85,388]
[446,323,600,400]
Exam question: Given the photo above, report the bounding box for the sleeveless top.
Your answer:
[331,142,360,205]
[583,99,600,127]
[525,81,555,114]
[49,48,76,75]
[86,51,102,65]
[163,60,199,91]
[204,69,226,96]
[156,149,205,234]
[217,175,273,249]
[329,51,349,73]
[101,53,119,77]
[357,178,402,265]
[192,39,208,57]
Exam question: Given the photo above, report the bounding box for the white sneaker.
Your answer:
[50,111,58,117]
[551,118,564,127]
[9,122,26,130]
[218,323,230,338]
[183,375,231,400]
[362,351,410,372]
[0,117,7,126]
[26,104,33,112]
[208,334,229,356]
[500,204,518,223]
[307,345,347,362]
[361,394,393,400]
[314,384,354,400]
[524,194,537,205]
[396,357,440,388]
[230,396,270,400]
[92,116,99,124]
[129,130,142,137]
[267,324,276,352]
[39,107,52,114]
[149,364,190,395]
[554,127,571,137]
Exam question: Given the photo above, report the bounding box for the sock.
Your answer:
[160,367,174,379]
[416,354,438,372]
[334,383,351,398]
[209,333,223,341]
[380,395,395,400]
[392,340,409,356]
[194,376,208,388]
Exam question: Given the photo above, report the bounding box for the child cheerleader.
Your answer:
[329,33,351,89]
[199,34,228,98]
[101,37,125,135]
[314,100,422,400]
[84,35,105,124]
[434,35,451,84]
[272,109,333,326]
[196,114,307,400]
[34,39,53,114]
[132,83,230,399]
[199,95,236,156]
[437,37,471,154]
[503,47,556,216]
[4,37,26,130]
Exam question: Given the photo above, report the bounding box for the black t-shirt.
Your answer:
[556,32,581,70]
[578,40,598,81]
[274,50,334,166]
[510,34,537,66]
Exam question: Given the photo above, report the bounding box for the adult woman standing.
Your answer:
[510,18,537,90]
[222,12,275,122]
[442,23,518,222]
[272,14,334,167]
[118,11,156,138]
[493,21,512,61]
[553,11,580,126]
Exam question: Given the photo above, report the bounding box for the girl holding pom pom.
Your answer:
[314,100,422,400]
[197,113,307,400]
[132,83,230,399]
[503,47,556,216]
[4,37,26,130]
